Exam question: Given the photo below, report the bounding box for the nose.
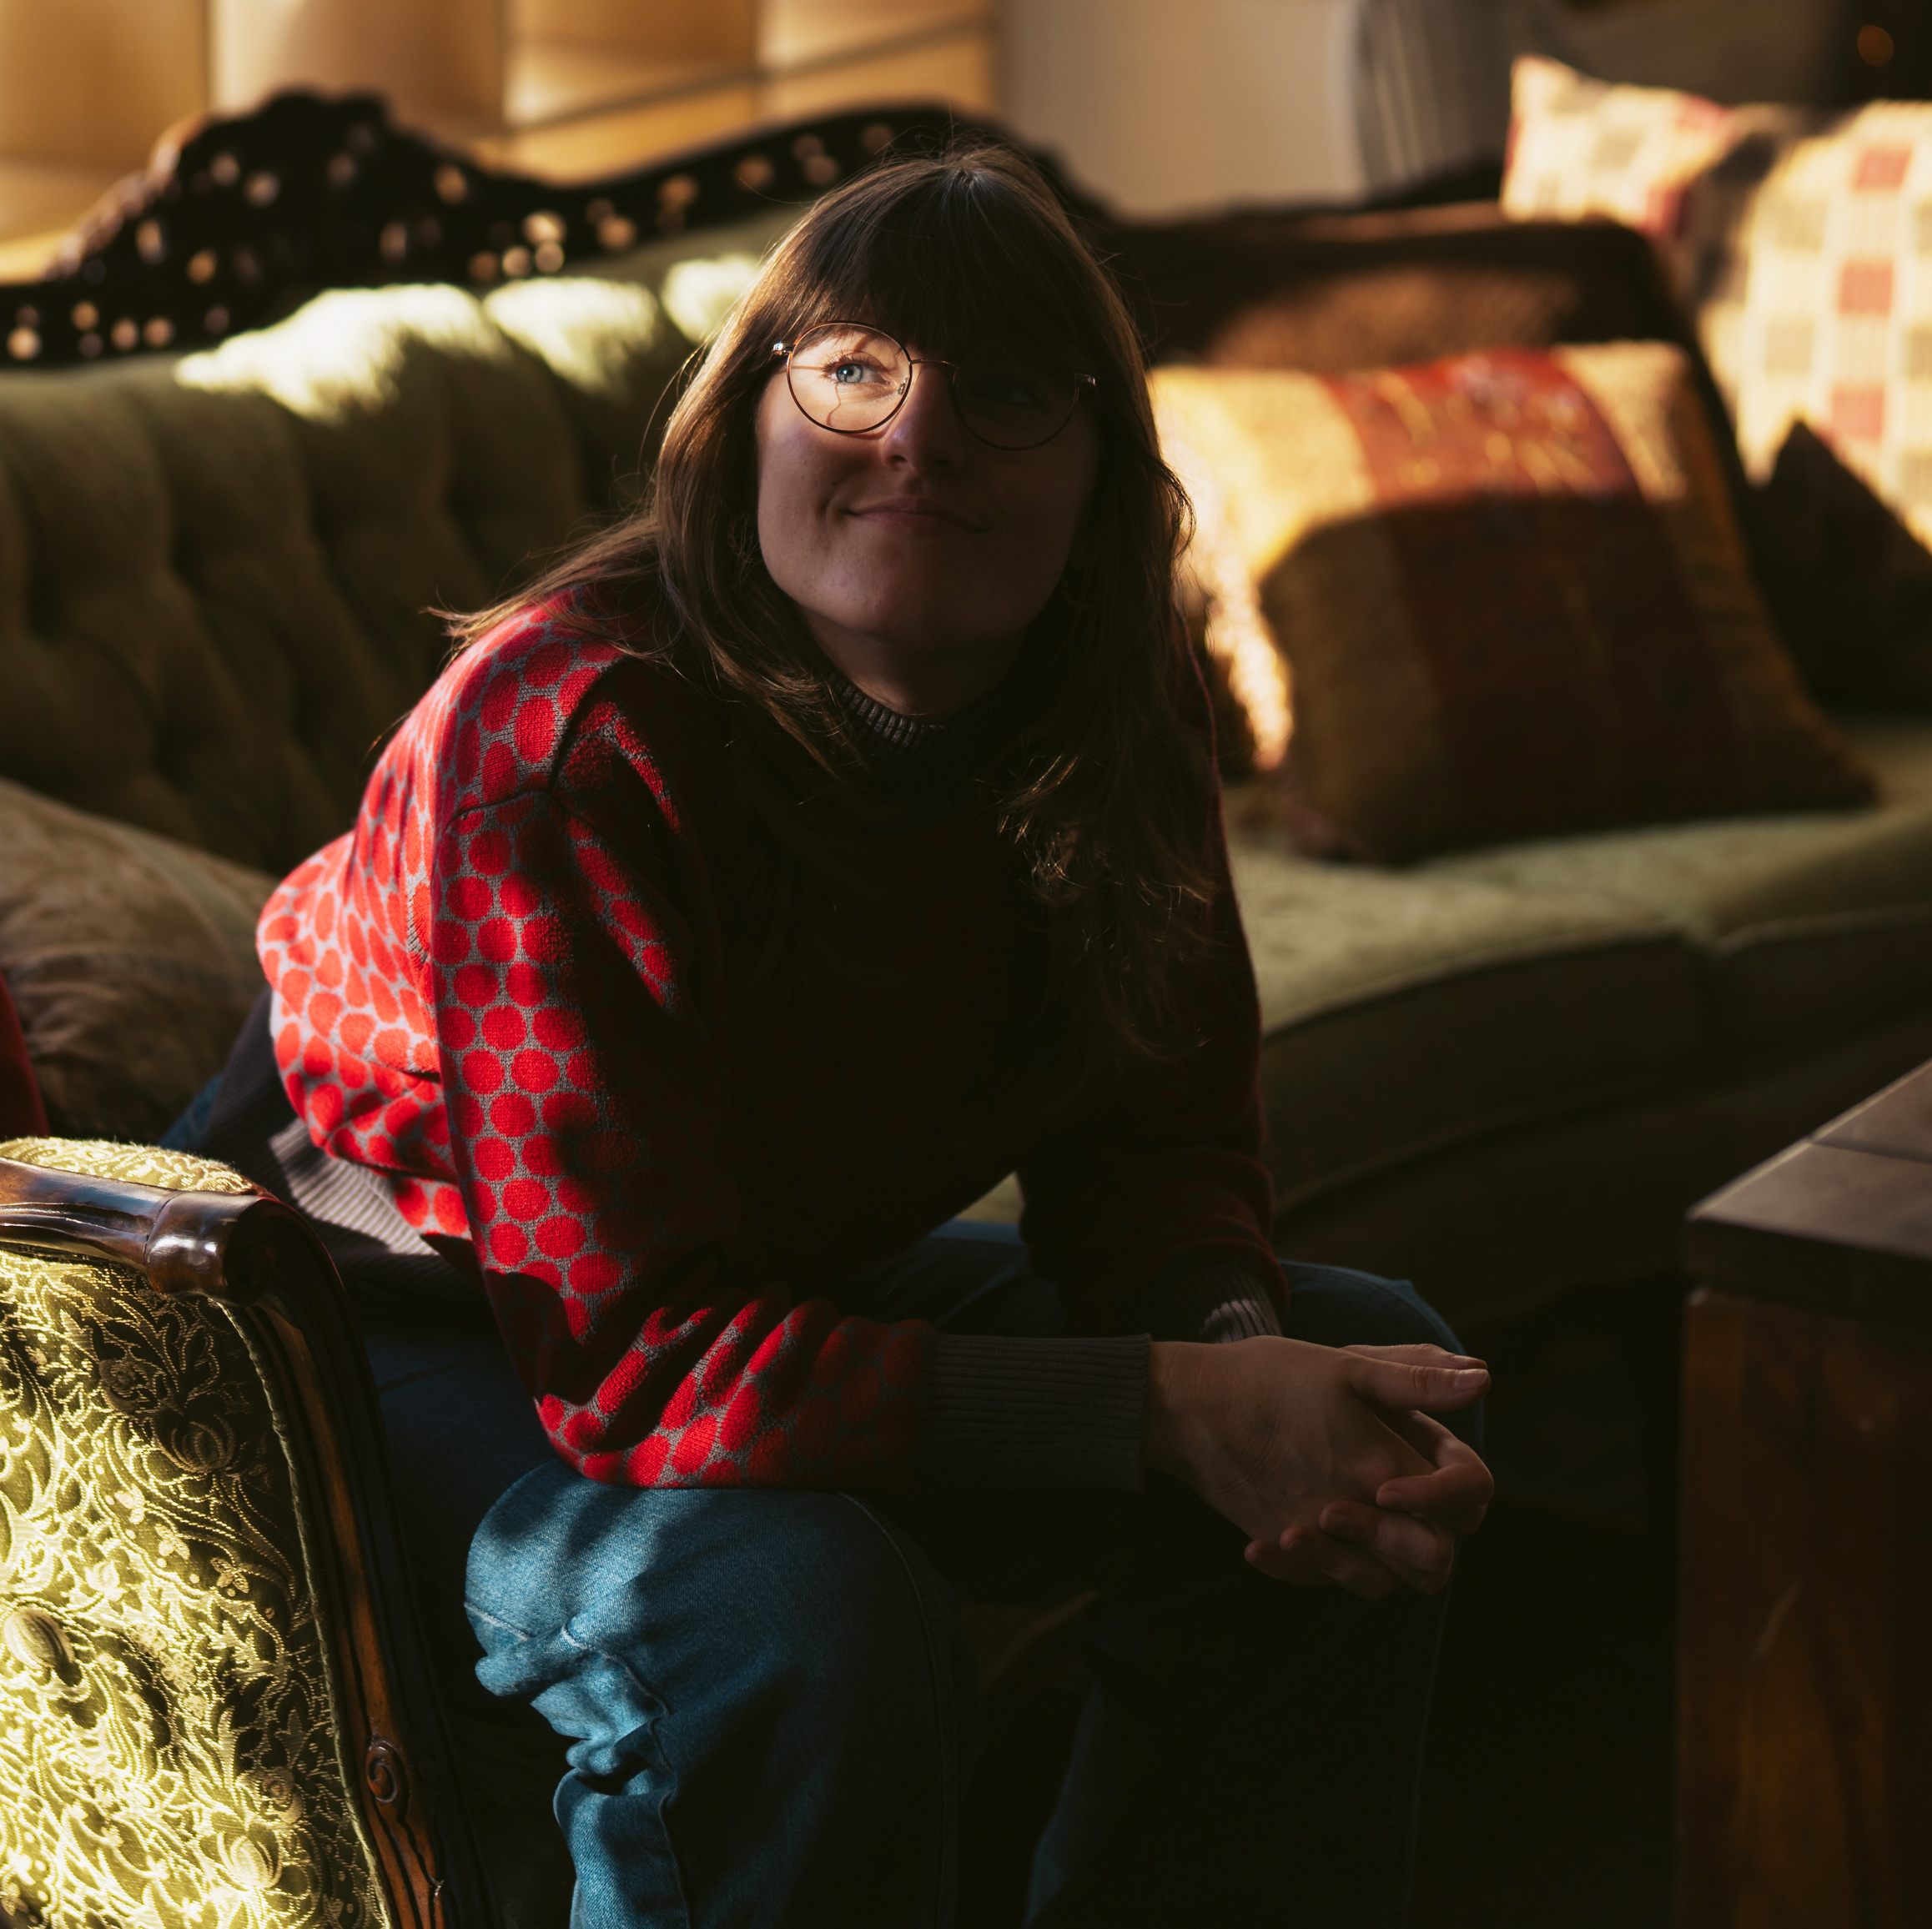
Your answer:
[878,359,969,469]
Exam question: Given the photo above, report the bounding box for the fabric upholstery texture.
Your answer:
[1156,343,1871,860]
[1501,55,1763,254]
[1502,55,1932,705]
[0,274,691,877]
[0,777,274,1143]
[0,1138,385,1927]
[1230,711,1932,1215]
[1275,1002,1932,1329]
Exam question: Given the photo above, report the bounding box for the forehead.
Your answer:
[792,320,1029,360]
[796,227,1089,364]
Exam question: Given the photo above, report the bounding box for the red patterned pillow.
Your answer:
[0,970,48,1139]
[1156,342,1874,861]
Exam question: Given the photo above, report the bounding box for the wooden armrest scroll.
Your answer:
[0,1154,305,1299]
[0,1153,493,1929]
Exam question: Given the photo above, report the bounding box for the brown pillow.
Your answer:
[1103,201,1689,374]
[1155,343,1875,862]
[0,777,274,1141]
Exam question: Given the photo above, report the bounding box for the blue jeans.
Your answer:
[360,1227,1475,1928]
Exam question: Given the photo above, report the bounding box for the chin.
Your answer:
[840,592,1016,654]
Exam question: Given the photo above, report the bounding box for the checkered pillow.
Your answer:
[1502,55,1749,272]
[1504,57,1932,557]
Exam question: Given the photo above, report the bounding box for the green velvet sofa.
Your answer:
[3,126,1931,1923]
[5,220,1929,1341]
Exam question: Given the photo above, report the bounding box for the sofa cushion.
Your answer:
[1231,711,1932,1208]
[1228,836,1700,1208]
[1430,710,1932,1060]
[0,778,274,1142]
[1157,344,1872,861]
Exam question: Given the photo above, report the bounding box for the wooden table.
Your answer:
[1679,1058,1932,1929]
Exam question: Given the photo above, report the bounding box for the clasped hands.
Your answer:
[1141,1335,1494,1601]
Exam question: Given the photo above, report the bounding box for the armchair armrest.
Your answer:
[0,1143,491,1927]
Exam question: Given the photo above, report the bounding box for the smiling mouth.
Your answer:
[848,500,981,529]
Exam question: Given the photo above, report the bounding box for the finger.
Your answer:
[1366,1414,1492,1532]
[1244,1539,1335,1587]
[1317,1501,1457,1593]
[1279,1525,1403,1603]
[1346,1342,1488,1374]
[1380,1409,1482,1475]
[1376,1440,1496,1531]
[1381,1491,1488,1535]
[1341,1352,1489,1416]
[1382,1409,1459,1455]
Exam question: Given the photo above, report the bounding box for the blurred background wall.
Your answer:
[0,0,1921,274]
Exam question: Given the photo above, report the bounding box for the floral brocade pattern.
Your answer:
[0,1138,382,1929]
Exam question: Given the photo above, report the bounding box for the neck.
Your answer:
[804,615,1024,721]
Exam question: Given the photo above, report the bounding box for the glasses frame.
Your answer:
[771,322,1098,451]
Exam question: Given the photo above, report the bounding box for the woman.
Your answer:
[205,140,1492,1925]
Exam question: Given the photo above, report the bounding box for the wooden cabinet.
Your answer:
[1680,1060,1932,1929]
[0,0,996,269]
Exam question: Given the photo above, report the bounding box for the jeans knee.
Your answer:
[465,1471,974,1924]
[465,1468,974,1784]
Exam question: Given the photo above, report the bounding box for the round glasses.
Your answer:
[772,322,1095,451]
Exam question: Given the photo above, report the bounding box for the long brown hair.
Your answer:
[460,139,1216,1097]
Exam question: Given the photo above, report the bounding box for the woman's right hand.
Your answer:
[1140,1336,1492,1600]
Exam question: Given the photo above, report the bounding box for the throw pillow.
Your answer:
[1501,56,1932,705]
[1109,198,1694,371]
[0,970,48,1138]
[1154,344,1874,862]
[0,778,275,1142]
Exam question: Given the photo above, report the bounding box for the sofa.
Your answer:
[3,74,1931,1922]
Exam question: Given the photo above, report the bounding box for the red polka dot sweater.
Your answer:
[253,605,1285,1492]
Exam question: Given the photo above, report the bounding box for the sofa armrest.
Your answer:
[0,1142,491,1928]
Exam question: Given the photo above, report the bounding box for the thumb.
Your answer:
[1341,1351,1489,1414]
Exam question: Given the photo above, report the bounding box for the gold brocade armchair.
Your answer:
[0,1143,1070,1928]
[0,1139,499,1928]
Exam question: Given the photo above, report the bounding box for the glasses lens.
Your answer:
[953,352,1081,449]
[787,324,909,433]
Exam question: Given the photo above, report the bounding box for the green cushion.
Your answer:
[1232,711,1932,1207]
[1427,712,1932,1059]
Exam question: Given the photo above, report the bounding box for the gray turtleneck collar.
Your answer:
[833,661,1040,822]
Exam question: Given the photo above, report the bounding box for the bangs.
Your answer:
[779,163,1102,373]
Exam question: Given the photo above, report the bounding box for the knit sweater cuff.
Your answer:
[919,1334,1149,1490]
[1141,1262,1284,1344]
